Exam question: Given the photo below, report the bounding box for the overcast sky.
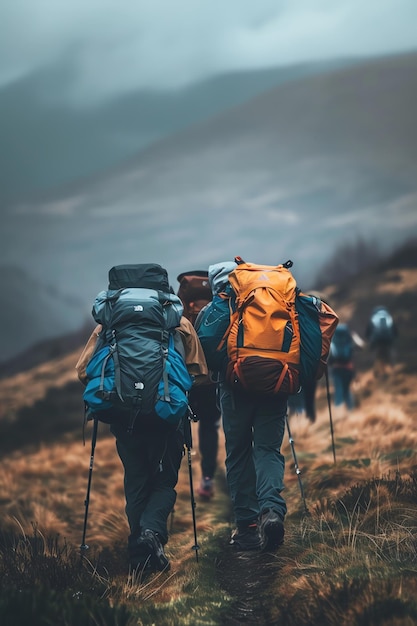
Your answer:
[1,0,417,105]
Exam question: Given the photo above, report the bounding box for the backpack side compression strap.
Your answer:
[160,330,171,402]
[108,332,124,402]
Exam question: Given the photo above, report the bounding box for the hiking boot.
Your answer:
[128,528,150,572]
[198,477,214,500]
[131,529,170,573]
[229,523,262,551]
[259,509,285,551]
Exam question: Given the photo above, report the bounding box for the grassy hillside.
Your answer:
[3,51,417,337]
[0,241,416,625]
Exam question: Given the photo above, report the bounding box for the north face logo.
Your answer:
[134,382,144,390]
[134,305,144,312]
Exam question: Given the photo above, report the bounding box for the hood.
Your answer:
[208,261,237,295]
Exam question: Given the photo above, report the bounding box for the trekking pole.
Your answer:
[185,405,200,562]
[324,368,336,463]
[285,414,309,515]
[80,417,99,558]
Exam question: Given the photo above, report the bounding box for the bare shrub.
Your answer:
[313,236,382,289]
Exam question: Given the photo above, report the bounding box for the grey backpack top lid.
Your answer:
[108,264,170,292]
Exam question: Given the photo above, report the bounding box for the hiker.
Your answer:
[328,322,365,412]
[177,271,221,501]
[76,264,208,575]
[365,305,398,378]
[288,290,334,424]
[199,260,291,553]
[196,259,338,550]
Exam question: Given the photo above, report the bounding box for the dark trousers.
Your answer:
[110,416,184,548]
[219,383,288,526]
[189,384,221,479]
[331,367,354,409]
[287,381,317,422]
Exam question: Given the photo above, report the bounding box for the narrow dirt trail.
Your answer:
[215,547,285,625]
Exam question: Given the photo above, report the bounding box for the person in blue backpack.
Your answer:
[76,264,208,577]
[328,322,365,412]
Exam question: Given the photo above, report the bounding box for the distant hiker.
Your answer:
[76,264,208,576]
[177,270,221,501]
[365,305,398,378]
[329,323,365,413]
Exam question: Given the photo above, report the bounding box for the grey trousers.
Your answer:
[219,383,288,526]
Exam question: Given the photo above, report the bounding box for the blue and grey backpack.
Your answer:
[83,264,193,431]
[368,306,395,345]
[329,323,354,364]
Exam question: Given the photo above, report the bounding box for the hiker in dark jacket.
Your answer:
[328,323,364,413]
[76,301,208,576]
[201,261,287,553]
[176,271,221,502]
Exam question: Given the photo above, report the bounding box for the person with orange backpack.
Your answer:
[177,270,221,500]
[218,259,297,551]
[198,257,338,552]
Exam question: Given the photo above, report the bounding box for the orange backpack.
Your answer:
[224,258,301,395]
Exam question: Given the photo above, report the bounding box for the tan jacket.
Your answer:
[176,316,210,385]
[75,325,102,385]
[75,317,209,386]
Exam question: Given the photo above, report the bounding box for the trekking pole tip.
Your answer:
[192,544,200,562]
[79,544,89,555]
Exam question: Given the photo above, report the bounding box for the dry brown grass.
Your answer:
[1,360,417,624]
[1,261,417,623]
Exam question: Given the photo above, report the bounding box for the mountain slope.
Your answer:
[2,51,417,360]
[0,240,416,624]
[0,58,353,206]
[0,267,89,363]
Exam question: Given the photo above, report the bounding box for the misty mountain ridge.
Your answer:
[1,266,88,363]
[0,56,356,207]
[2,236,416,377]
[2,50,417,361]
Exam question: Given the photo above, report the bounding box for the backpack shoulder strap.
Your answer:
[173,328,186,360]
